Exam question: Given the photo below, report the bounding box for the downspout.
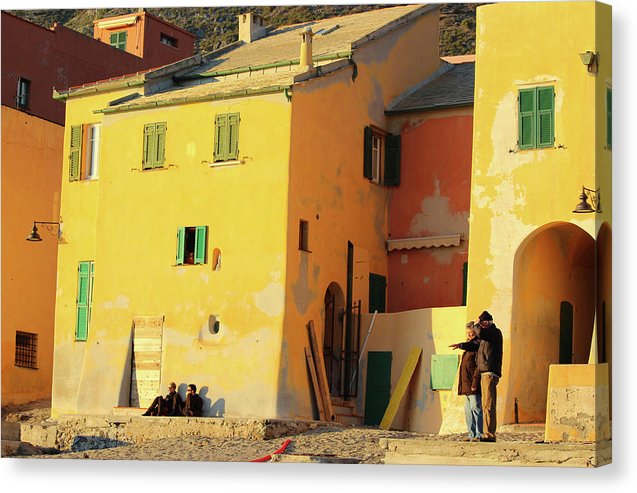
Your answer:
[347,54,358,82]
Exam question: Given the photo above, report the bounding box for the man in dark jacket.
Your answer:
[143,382,183,416]
[473,310,503,442]
[450,322,483,441]
[180,383,204,417]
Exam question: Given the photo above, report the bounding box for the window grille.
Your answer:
[15,331,38,369]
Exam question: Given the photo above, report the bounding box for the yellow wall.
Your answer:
[278,9,442,418]
[360,306,467,433]
[2,106,62,405]
[51,88,293,417]
[465,1,612,426]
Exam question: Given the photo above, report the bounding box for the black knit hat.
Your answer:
[478,310,493,322]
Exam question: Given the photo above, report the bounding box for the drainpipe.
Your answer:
[298,27,315,74]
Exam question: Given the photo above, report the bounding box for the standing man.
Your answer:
[473,310,503,442]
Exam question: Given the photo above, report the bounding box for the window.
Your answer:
[160,33,178,48]
[69,124,101,181]
[15,331,37,369]
[176,226,207,265]
[430,354,459,390]
[607,87,612,149]
[299,220,309,251]
[143,122,167,169]
[368,273,387,313]
[518,85,554,149]
[214,113,240,162]
[16,77,30,110]
[76,261,94,341]
[110,31,127,51]
[363,126,400,186]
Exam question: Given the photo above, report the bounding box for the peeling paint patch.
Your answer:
[423,276,430,284]
[200,272,209,284]
[401,254,408,264]
[101,301,114,310]
[291,255,315,315]
[186,142,196,158]
[312,264,320,283]
[115,295,129,309]
[254,282,285,317]
[414,383,435,411]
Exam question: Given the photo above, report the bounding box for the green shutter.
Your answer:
[76,262,91,341]
[228,113,240,160]
[214,115,228,162]
[369,273,387,313]
[155,122,167,167]
[69,125,83,181]
[110,32,118,47]
[142,123,156,169]
[88,262,94,326]
[518,88,536,149]
[110,31,127,50]
[364,351,392,426]
[537,86,554,148]
[384,134,401,186]
[176,227,185,265]
[430,354,459,390]
[194,226,207,264]
[363,126,373,179]
[607,88,612,149]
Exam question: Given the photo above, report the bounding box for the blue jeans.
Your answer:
[464,394,483,439]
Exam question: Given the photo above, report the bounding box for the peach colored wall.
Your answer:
[387,109,473,311]
[1,106,62,405]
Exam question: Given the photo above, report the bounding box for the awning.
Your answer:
[387,233,463,252]
[95,15,139,29]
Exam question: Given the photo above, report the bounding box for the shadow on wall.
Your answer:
[117,326,134,407]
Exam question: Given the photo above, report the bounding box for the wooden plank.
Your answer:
[307,320,335,421]
[379,347,422,430]
[305,347,327,421]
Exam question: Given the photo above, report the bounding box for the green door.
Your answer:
[364,351,392,426]
[559,301,573,364]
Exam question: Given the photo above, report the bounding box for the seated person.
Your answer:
[180,383,204,417]
[142,382,183,416]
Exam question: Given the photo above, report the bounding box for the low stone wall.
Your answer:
[21,415,329,452]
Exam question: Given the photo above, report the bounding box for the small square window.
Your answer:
[15,331,38,369]
[299,220,309,251]
[160,33,178,48]
[16,77,30,110]
[176,226,207,265]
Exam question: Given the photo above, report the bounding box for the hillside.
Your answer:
[8,4,485,56]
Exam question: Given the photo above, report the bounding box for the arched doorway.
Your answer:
[323,282,345,396]
[507,222,595,424]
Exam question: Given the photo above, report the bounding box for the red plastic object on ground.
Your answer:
[250,438,291,462]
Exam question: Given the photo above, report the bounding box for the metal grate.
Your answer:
[15,331,38,369]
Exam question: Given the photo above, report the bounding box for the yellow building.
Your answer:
[50,5,443,418]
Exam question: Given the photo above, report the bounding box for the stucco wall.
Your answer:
[1,106,63,405]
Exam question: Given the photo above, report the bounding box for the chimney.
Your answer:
[237,13,267,44]
[298,27,315,73]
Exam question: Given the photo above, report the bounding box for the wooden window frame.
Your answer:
[16,77,30,110]
[214,113,240,163]
[518,85,555,150]
[110,31,127,51]
[176,226,208,265]
[142,122,167,170]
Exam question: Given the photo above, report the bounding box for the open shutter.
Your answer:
[430,354,459,390]
[155,122,167,167]
[369,273,387,313]
[537,86,554,148]
[88,261,94,326]
[607,88,612,148]
[518,88,536,149]
[76,262,90,340]
[69,125,83,181]
[176,227,185,265]
[214,115,227,162]
[194,226,207,264]
[384,134,401,186]
[142,123,156,169]
[228,114,240,160]
[110,32,118,47]
[363,126,373,179]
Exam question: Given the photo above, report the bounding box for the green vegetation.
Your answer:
[9,4,485,56]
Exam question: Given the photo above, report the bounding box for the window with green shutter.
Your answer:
[75,261,94,341]
[142,122,167,169]
[69,125,83,181]
[369,273,386,313]
[176,226,208,265]
[214,113,240,162]
[363,126,400,185]
[518,85,554,150]
[430,354,459,390]
[110,31,127,51]
[607,88,612,149]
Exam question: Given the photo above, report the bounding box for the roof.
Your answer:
[386,60,475,114]
[56,4,438,108]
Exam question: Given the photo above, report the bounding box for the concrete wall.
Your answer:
[51,87,293,418]
[544,363,610,442]
[465,1,611,427]
[278,7,442,419]
[357,306,467,433]
[1,107,63,405]
[387,106,473,311]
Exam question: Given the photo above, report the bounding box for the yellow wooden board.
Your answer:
[379,347,422,430]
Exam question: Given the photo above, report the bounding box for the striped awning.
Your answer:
[387,233,463,252]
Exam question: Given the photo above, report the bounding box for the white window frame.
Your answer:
[371,134,382,184]
[85,124,101,180]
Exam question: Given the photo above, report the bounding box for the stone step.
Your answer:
[333,404,354,416]
[1,421,21,441]
[330,397,355,408]
[499,423,545,433]
[112,407,147,416]
[335,414,364,427]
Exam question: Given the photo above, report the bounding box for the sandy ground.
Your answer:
[2,402,544,463]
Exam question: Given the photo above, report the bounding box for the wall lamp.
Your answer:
[26,221,61,241]
[579,51,598,75]
[573,186,602,214]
